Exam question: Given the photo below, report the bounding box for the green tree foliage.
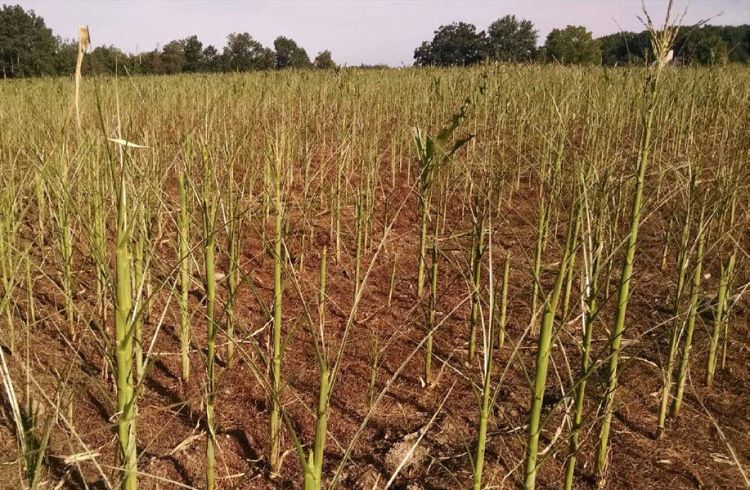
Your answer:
[598,25,749,66]
[1,4,747,77]
[691,33,729,64]
[182,35,204,72]
[161,40,185,74]
[487,15,537,62]
[0,4,57,77]
[223,32,275,71]
[544,25,601,64]
[675,25,735,65]
[413,42,434,66]
[87,45,129,74]
[132,50,163,75]
[274,36,312,68]
[414,22,487,66]
[716,25,750,63]
[53,40,78,75]
[202,45,221,72]
[314,50,336,69]
[598,31,652,65]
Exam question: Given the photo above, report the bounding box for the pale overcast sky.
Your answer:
[14,0,750,66]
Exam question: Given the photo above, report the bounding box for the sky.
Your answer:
[14,0,750,66]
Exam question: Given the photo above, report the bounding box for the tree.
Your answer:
[223,32,274,71]
[598,31,652,65]
[414,22,487,66]
[598,25,750,66]
[692,32,728,64]
[182,35,204,72]
[161,40,185,74]
[202,45,221,72]
[132,50,163,75]
[314,50,336,69]
[53,39,78,75]
[273,36,311,69]
[543,25,601,64]
[0,4,58,77]
[674,25,732,65]
[87,45,128,75]
[413,41,434,66]
[257,47,276,70]
[487,15,537,62]
[718,24,749,63]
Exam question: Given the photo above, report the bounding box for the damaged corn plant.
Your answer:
[0,7,748,490]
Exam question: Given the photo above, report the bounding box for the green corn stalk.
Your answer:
[114,166,137,490]
[413,100,475,303]
[133,209,145,381]
[368,334,380,410]
[0,342,55,490]
[269,137,284,474]
[225,176,240,368]
[142,205,154,369]
[531,194,547,318]
[302,247,331,489]
[564,255,599,489]
[45,153,75,341]
[564,170,604,490]
[719,198,739,371]
[25,251,36,330]
[707,193,738,384]
[262,149,271,247]
[721,249,736,370]
[0,208,16,353]
[670,207,706,418]
[177,170,191,384]
[425,200,441,384]
[468,196,486,363]
[595,13,677,478]
[56,195,75,340]
[202,147,218,490]
[602,181,627,303]
[560,205,580,323]
[354,193,364,304]
[472,225,496,490]
[531,137,563,319]
[22,397,55,490]
[286,234,365,489]
[92,173,108,327]
[523,195,579,490]
[416,171,431,303]
[362,161,374,252]
[495,252,510,350]
[34,175,46,248]
[657,167,697,437]
[706,254,733,385]
[560,245,577,323]
[334,155,343,264]
[304,363,331,490]
[312,247,329,486]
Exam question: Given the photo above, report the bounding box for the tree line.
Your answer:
[415,15,750,66]
[0,4,336,78]
[1,4,748,78]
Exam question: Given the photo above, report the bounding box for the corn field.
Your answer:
[0,57,748,489]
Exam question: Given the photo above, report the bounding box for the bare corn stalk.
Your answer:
[596,3,680,481]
